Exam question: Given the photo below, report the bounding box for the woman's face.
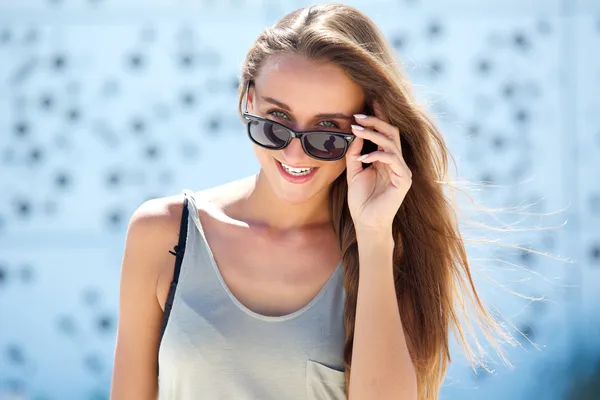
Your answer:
[247,53,366,205]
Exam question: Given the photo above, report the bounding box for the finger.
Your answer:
[351,125,399,155]
[357,101,403,152]
[390,173,405,189]
[345,135,364,182]
[356,151,410,178]
[353,113,400,143]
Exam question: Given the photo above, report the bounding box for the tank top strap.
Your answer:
[176,189,226,297]
[182,189,202,234]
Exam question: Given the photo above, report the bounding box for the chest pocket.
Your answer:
[306,360,347,399]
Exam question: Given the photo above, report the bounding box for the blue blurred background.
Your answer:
[0,0,599,399]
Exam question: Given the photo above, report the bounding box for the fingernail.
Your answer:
[351,124,364,131]
[354,114,367,119]
[356,154,368,162]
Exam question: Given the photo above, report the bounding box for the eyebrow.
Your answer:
[261,95,354,120]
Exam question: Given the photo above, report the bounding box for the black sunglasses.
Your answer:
[241,81,356,161]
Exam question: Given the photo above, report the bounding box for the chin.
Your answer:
[268,174,323,205]
[267,165,332,206]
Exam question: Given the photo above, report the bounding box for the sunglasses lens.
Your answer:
[304,133,347,160]
[248,119,290,148]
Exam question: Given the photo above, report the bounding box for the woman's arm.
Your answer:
[348,229,417,400]
[110,198,181,400]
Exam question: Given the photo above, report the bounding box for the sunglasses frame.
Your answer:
[241,80,356,161]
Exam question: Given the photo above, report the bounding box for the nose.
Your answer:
[280,138,310,164]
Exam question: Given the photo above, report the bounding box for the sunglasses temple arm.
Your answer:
[243,80,252,114]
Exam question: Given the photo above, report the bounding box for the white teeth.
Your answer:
[280,162,315,176]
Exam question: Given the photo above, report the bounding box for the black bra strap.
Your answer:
[158,195,189,359]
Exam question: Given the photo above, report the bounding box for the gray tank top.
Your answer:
[158,189,347,400]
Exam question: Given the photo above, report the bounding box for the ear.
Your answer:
[247,86,254,113]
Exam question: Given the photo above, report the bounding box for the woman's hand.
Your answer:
[345,101,412,235]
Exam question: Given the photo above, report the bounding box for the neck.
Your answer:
[241,171,332,232]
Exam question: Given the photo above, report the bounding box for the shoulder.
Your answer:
[125,174,256,247]
[123,193,190,281]
[118,193,192,309]
[128,193,186,239]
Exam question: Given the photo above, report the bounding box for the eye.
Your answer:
[266,110,290,120]
[319,120,339,129]
[266,110,341,130]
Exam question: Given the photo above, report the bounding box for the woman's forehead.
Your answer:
[254,54,365,112]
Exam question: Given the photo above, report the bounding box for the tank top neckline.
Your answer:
[185,189,344,323]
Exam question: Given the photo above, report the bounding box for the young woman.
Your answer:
[110,4,508,400]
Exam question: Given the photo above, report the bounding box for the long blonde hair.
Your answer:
[237,4,513,399]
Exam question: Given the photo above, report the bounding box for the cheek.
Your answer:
[253,145,273,164]
[320,159,347,180]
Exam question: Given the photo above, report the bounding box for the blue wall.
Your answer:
[0,1,598,399]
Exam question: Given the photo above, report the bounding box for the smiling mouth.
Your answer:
[277,160,318,176]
